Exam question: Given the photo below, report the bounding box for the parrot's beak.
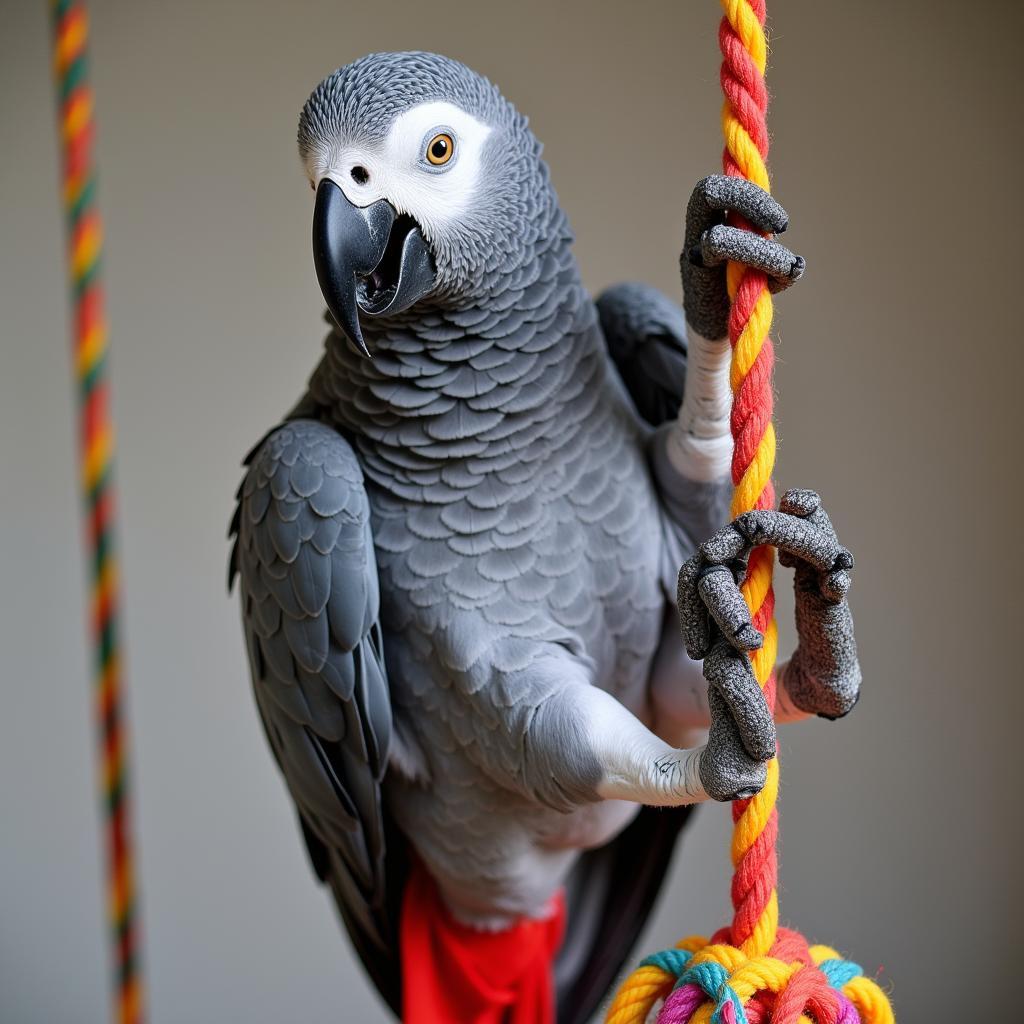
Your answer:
[312,179,437,356]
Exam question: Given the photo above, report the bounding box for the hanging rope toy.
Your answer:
[51,3,145,1023]
[606,3,895,1022]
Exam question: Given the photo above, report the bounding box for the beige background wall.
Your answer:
[2,1,1021,1020]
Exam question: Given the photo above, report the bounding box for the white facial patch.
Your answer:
[306,101,493,241]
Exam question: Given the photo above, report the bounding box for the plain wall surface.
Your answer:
[2,1,1021,1020]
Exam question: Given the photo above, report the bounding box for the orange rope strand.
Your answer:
[51,4,145,1023]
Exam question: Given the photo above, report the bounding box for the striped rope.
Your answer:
[51,5,145,1023]
[719,0,779,962]
[606,3,894,1021]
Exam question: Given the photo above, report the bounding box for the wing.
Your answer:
[229,417,402,1012]
[596,281,688,427]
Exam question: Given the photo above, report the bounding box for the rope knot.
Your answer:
[606,931,892,1024]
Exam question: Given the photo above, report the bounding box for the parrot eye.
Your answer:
[426,132,455,166]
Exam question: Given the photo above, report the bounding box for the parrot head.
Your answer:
[298,51,553,355]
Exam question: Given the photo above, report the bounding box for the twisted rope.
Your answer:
[606,3,894,1021]
[51,4,145,1023]
[719,0,779,961]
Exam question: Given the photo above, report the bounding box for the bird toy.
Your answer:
[50,3,145,1023]
[605,3,895,1021]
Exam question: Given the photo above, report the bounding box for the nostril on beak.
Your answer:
[350,165,369,185]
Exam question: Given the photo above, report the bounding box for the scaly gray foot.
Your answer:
[677,488,861,800]
[682,174,805,341]
[774,489,861,721]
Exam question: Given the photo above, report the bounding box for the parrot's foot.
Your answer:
[741,489,861,722]
[677,489,861,801]
[682,174,805,342]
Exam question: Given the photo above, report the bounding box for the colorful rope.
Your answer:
[51,4,145,1023]
[606,3,894,1021]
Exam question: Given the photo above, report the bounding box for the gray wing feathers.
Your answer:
[596,282,688,427]
[230,419,393,953]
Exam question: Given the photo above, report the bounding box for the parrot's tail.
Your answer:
[394,804,692,1024]
[399,859,565,1024]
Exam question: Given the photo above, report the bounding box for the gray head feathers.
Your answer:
[299,51,516,154]
[298,52,568,305]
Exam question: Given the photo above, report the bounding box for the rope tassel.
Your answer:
[51,4,145,1023]
[607,3,894,1021]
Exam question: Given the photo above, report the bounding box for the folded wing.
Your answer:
[229,418,401,1011]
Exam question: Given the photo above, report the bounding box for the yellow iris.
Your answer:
[426,132,454,165]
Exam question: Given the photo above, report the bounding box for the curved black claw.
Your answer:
[682,174,805,341]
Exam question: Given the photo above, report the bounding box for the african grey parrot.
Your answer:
[228,51,862,1024]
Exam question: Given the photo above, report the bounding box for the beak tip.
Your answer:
[328,309,372,359]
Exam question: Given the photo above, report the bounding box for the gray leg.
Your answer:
[528,682,712,809]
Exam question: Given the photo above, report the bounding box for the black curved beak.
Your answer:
[312,179,437,356]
